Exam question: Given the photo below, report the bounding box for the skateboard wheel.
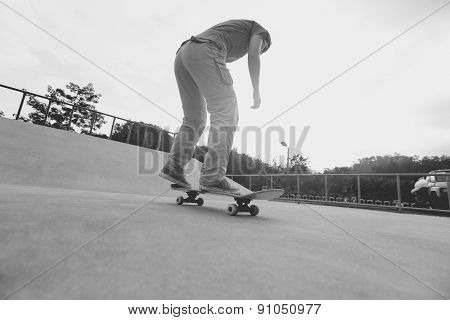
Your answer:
[197,198,204,206]
[176,196,184,205]
[249,205,259,216]
[227,204,238,216]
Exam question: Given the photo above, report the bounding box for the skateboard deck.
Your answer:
[171,184,284,216]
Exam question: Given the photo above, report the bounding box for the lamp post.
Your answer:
[281,141,289,170]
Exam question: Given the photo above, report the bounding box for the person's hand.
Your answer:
[251,91,261,109]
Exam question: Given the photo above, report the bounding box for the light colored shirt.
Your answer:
[191,19,271,63]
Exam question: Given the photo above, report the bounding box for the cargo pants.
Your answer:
[169,40,239,185]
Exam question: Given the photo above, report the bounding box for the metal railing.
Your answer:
[0,83,176,145]
[227,172,450,213]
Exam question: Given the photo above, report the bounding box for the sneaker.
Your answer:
[200,179,241,196]
[159,162,191,189]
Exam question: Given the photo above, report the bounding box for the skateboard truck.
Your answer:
[227,198,259,216]
[176,190,204,207]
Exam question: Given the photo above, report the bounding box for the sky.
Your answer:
[1,0,449,170]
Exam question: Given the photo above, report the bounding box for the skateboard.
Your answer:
[171,184,284,216]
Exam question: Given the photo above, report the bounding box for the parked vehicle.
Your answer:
[411,170,450,209]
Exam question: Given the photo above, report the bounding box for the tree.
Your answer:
[223,149,289,191]
[111,121,173,152]
[26,82,106,133]
[321,154,450,203]
[288,154,309,174]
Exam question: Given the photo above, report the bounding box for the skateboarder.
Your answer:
[160,19,271,195]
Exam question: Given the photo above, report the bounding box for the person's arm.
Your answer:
[248,34,263,109]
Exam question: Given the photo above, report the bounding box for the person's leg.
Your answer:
[182,43,239,193]
[201,93,238,186]
[160,44,206,187]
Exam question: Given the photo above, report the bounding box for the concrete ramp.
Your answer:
[0,118,246,195]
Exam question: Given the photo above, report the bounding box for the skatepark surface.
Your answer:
[1,118,449,299]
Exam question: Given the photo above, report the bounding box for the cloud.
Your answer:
[422,100,450,130]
